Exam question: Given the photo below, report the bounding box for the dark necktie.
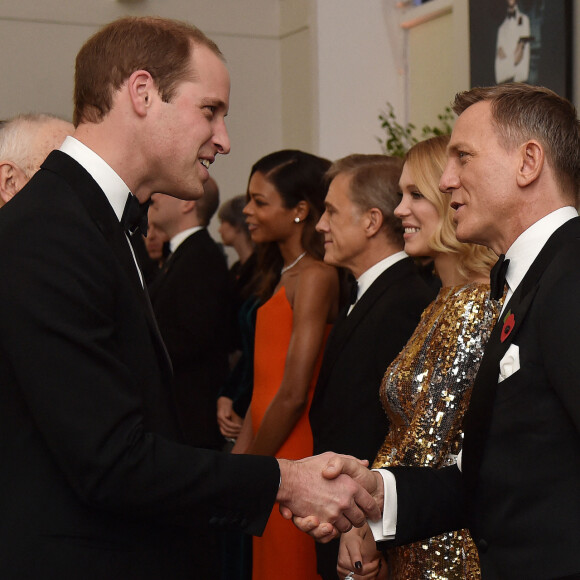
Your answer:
[160,250,174,275]
[349,280,359,305]
[121,193,150,237]
[507,9,516,19]
[490,254,510,300]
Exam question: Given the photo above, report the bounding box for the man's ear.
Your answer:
[0,161,27,204]
[364,207,384,238]
[127,70,156,117]
[182,200,197,214]
[516,140,544,188]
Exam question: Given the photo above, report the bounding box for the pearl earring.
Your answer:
[294,217,301,223]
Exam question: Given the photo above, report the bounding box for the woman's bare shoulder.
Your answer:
[298,258,338,284]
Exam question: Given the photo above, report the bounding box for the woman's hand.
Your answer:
[217,396,243,439]
[231,405,253,454]
[337,523,387,580]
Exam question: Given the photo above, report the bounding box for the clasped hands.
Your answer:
[276,452,384,543]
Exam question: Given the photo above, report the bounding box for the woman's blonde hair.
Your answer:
[405,134,496,279]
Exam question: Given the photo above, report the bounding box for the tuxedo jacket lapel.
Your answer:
[41,151,173,377]
[42,151,142,293]
[462,283,537,489]
[316,259,412,395]
[148,231,199,299]
[462,217,580,489]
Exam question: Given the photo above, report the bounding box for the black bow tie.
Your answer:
[507,9,516,19]
[490,254,510,300]
[349,280,359,305]
[121,193,150,237]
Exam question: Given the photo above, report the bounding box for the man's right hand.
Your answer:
[276,453,383,541]
[287,456,384,542]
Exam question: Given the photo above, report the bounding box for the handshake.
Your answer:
[276,452,384,542]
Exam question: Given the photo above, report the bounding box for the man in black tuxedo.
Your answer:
[309,154,435,579]
[0,17,382,579]
[149,178,229,451]
[302,83,580,580]
[148,179,230,577]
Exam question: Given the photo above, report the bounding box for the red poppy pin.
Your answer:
[500,309,515,343]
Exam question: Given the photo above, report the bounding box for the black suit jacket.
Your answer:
[0,151,278,579]
[149,228,230,450]
[309,257,435,579]
[391,217,580,579]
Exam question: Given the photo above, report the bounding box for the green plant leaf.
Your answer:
[377,102,455,157]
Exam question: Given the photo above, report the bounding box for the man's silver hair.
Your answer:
[0,113,68,178]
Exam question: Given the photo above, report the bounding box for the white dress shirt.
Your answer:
[169,226,204,253]
[59,136,144,284]
[60,136,131,221]
[502,206,578,311]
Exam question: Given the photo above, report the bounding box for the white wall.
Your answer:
[280,0,315,152]
[401,0,469,131]
[0,0,285,256]
[2,0,579,215]
[402,0,579,130]
[278,0,408,162]
[314,0,404,160]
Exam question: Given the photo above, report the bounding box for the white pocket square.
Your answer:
[498,344,520,383]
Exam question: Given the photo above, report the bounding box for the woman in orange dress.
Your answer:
[233,150,340,580]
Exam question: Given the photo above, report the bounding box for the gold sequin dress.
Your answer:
[373,283,500,580]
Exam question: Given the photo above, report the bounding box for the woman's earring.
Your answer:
[294,217,301,223]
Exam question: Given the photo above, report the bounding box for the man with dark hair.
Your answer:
[148,178,230,577]
[0,16,380,579]
[149,177,229,451]
[310,154,435,579]
[303,83,580,580]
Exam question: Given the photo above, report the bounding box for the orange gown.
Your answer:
[251,287,329,580]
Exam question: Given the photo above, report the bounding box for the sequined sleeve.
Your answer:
[373,283,500,470]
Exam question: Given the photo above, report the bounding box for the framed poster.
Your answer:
[469,0,573,99]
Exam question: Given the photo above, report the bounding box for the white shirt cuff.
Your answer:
[368,469,397,541]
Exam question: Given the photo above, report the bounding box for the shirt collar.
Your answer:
[170,226,204,253]
[356,251,408,301]
[505,206,578,296]
[59,136,132,222]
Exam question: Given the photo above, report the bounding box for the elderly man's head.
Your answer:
[0,113,74,206]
